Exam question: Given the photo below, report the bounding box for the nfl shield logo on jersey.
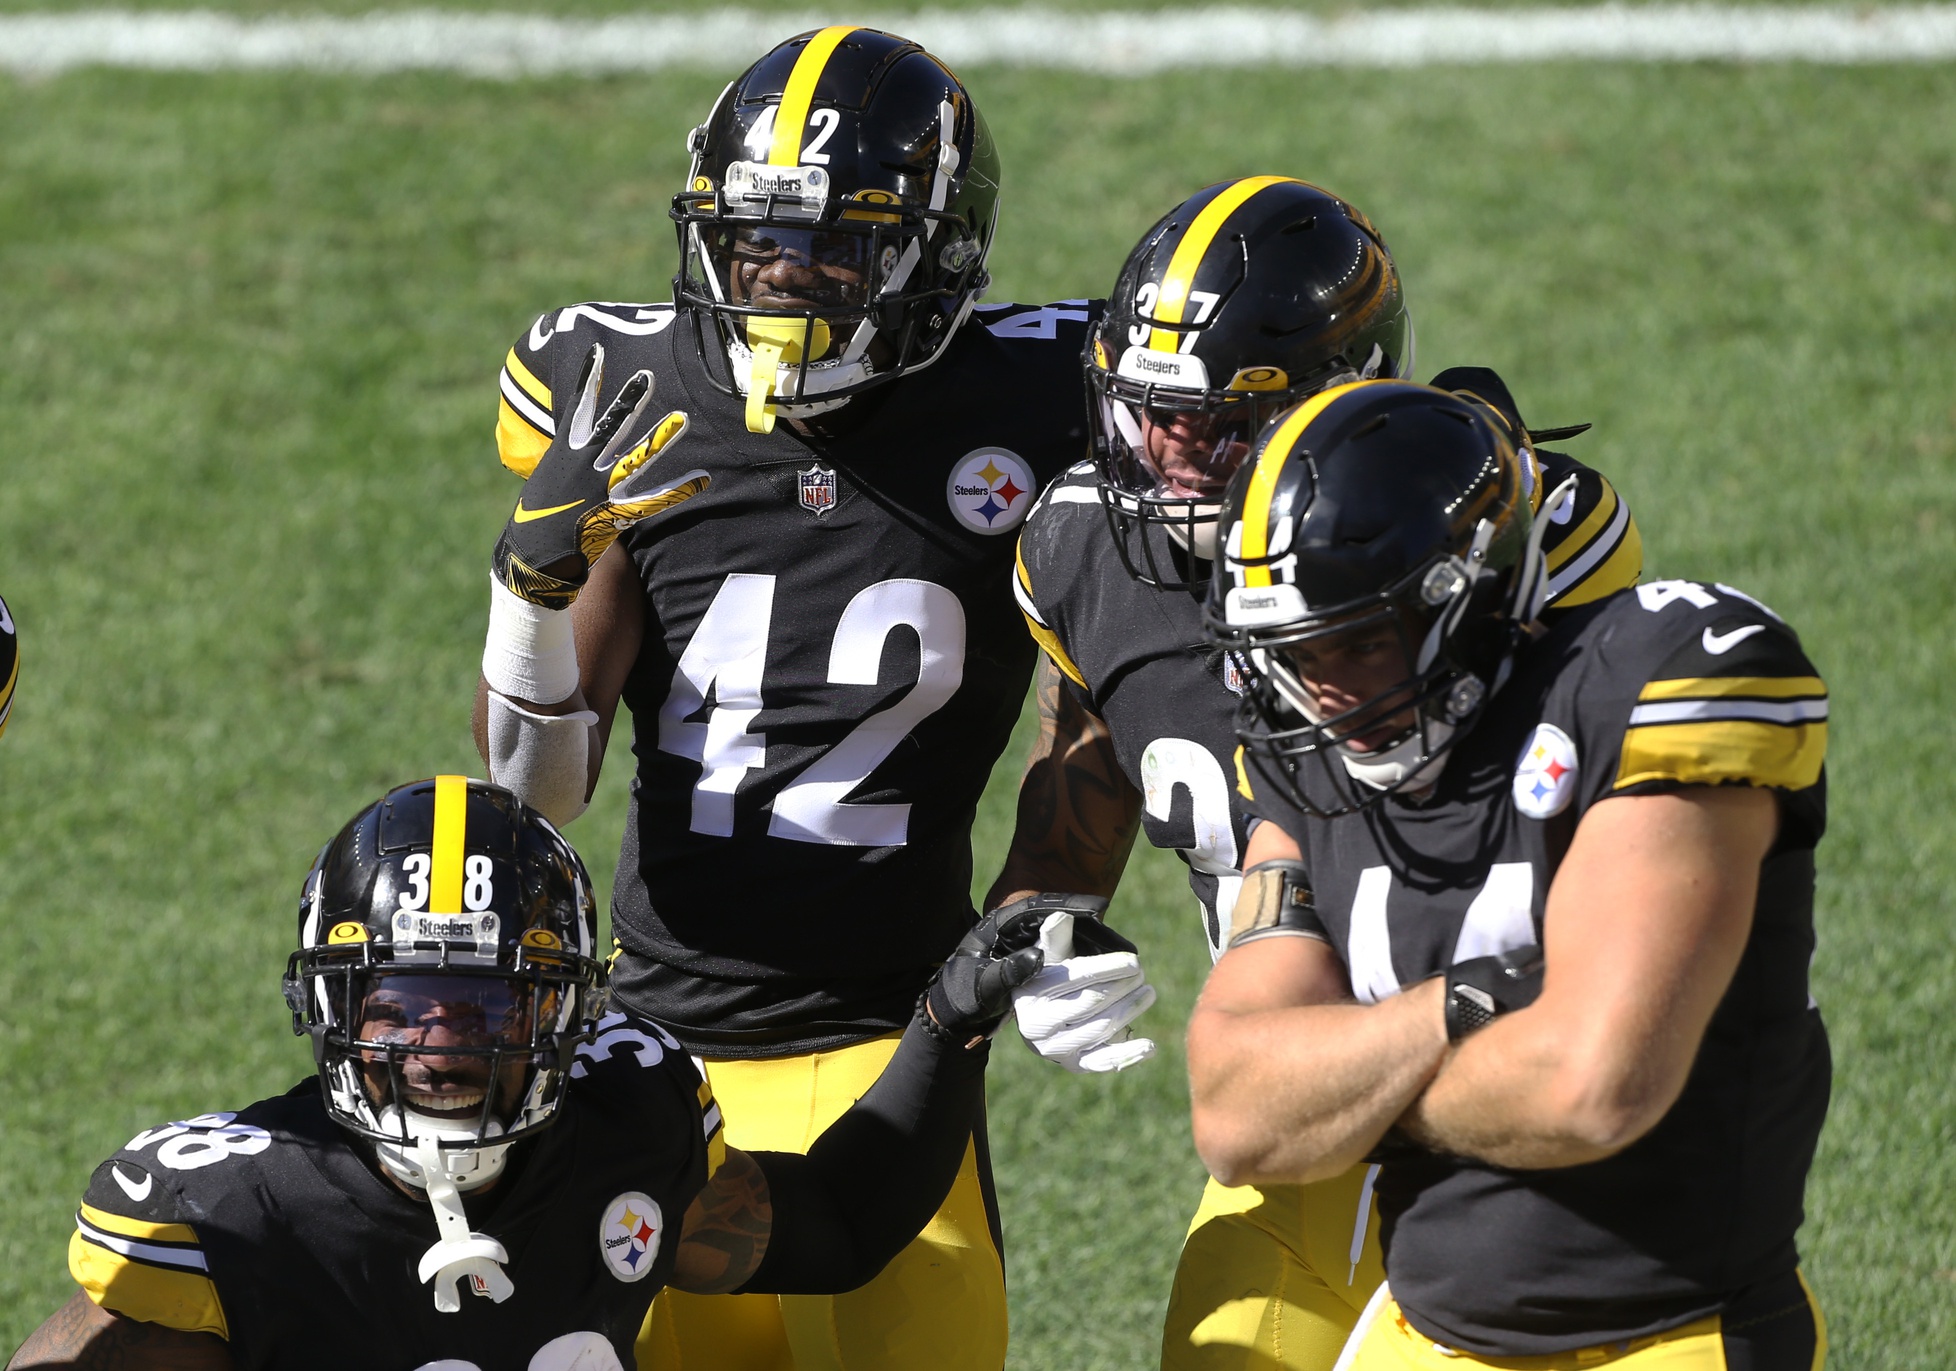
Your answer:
[946,447,1036,535]
[1221,651,1250,696]
[599,1191,664,1282]
[798,465,838,516]
[1513,722,1579,819]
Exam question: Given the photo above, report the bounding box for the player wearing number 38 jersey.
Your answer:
[469,27,1093,1371]
[11,778,1035,1369]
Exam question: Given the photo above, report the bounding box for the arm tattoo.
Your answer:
[8,1292,233,1371]
[984,656,1143,908]
[670,1149,774,1296]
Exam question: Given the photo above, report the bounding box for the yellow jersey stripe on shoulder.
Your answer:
[1552,511,1641,607]
[1147,177,1298,353]
[1544,480,1640,605]
[696,1080,727,1176]
[1615,719,1827,792]
[503,348,551,408]
[78,1204,199,1247]
[70,1222,228,1339]
[498,400,553,478]
[771,27,859,166]
[1620,675,1828,791]
[1639,675,1827,704]
[1012,545,1087,686]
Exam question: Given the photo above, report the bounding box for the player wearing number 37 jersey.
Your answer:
[994,178,1642,1371]
[470,27,1095,1371]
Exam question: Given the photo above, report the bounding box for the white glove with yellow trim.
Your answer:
[1006,898,1158,1074]
[492,342,707,609]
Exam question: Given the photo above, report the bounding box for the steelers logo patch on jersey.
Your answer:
[598,1192,663,1282]
[1512,722,1579,819]
[946,448,1036,535]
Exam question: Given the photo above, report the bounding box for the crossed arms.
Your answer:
[1187,785,1778,1185]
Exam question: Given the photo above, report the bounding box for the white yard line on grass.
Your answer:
[4,6,1956,74]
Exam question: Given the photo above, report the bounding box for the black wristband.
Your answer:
[1442,946,1545,1042]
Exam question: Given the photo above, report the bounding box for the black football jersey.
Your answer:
[68,1012,724,1369]
[497,301,1097,1054]
[1013,446,1641,962]
[1240,580,1831,1356]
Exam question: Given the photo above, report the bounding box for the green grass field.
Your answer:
[1,36,1953,1368]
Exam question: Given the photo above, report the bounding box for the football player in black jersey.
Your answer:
[10,777,1047,1370]
[992,177,1644,1371]
[1,590,17,738]
[1191,382,1830,1368]
[468,28,1097,1370]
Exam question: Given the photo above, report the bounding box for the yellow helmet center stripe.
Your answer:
[1237,381,1371,587]
[771,26,859,167]
[430,774,468,915]
[1148,176,1298,354]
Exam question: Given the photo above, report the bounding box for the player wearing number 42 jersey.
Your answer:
[1192,381,1830,1368]
[9,778,1042,1370]
[471,26,1096,1371]
[992,177,1642,1371]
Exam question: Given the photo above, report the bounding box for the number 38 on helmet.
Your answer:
[283,777,607,1192]
[1205,381,1561,817]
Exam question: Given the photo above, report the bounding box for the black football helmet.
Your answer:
[284,776,606,1191]
[672,27,1001,433]
[0,591,15,738]
[1205,381,1556,817]
[1089,177,1411,590]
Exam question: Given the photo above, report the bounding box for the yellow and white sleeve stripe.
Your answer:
[1013,542,1088,689]
[698,1078,728,1177]
[69,1203,228,1338]
[1615,674,1828,792]
[497,344,555,477]
[1542,474,1643,608]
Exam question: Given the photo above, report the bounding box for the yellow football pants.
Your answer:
[636,1032,1008,1371]
[1337,1273,1826,1370]
[1161,1164,1386,1371]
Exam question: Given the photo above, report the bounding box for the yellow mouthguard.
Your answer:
[744,317,832,434]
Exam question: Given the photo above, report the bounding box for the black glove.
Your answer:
[1442,946,1545,1042]
[492,343,707,609]
[923,904,1053,1044]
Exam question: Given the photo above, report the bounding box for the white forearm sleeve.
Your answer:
[486,691,597,826]
[482,574,579,705]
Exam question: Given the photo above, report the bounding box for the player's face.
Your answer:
[353,976,539,1120]
[722,225,875,315]
[1133,399,1286,500]
[1280,614,1418,752]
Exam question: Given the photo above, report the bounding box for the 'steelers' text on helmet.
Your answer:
[1090,177,1412,591]
[673,27,1001,434]
[284,776,606,1192]
[1205,381,1558,817]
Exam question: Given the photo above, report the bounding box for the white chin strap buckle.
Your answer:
[414,1139,514,1312]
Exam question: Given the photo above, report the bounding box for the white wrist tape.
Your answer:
[486,692,597,826]
[483,574,579,705]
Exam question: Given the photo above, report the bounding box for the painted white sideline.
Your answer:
[3,6,1956,75]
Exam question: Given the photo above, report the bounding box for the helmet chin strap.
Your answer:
[1162,505,1222,562]
[410,1136,515,1313]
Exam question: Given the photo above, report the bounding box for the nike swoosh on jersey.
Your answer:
[111,1165,153,1202]
[1703,624,1768,655]
[513,498,585,523]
